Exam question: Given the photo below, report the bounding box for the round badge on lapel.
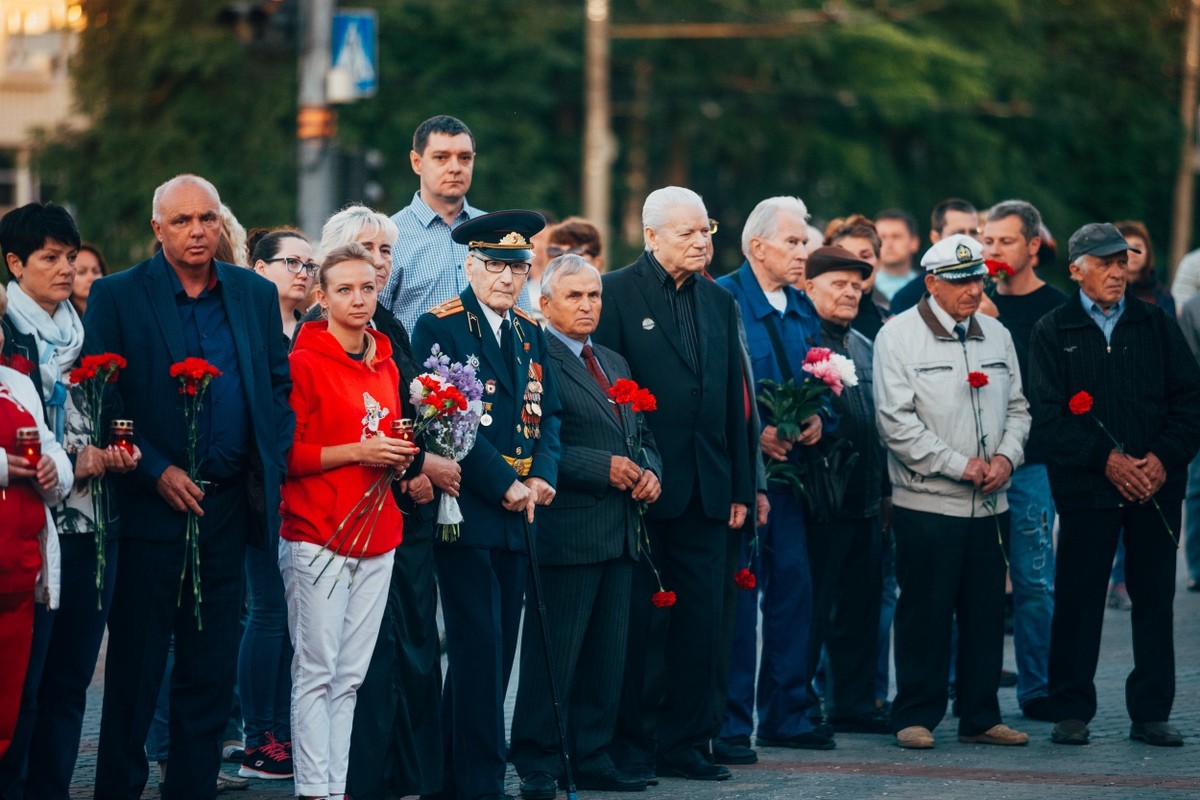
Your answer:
[641,317,656,331]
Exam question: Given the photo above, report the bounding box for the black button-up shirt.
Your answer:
[647,252,700,373]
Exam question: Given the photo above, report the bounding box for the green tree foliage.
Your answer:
[33,0,1189,275]
[34,0,296,266]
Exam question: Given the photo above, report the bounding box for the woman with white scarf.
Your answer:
[0,203,138,796]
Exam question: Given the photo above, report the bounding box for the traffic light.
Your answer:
[218,1,295,46]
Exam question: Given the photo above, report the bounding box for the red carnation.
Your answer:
[69,364,97,384]
[1068,391,1094,416]
[986,259,1015,279]
[630,387,657,413]
[967,371,989,388]
[734,568,757,590]
[608,378,639,405]
[4,353,35,376]
[652,590,677,608]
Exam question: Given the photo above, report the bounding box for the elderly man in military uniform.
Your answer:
[411,211,562,800]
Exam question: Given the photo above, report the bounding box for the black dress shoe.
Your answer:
[999,669,1019,688]
[711,736,757,765]
[656,748,731,781]
[1130,721,1183,747]
[564,765,646,792]
[756,730,836,750]
[519,771,557,800]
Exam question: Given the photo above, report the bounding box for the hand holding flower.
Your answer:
[981,454,1013,494]
[630,469,661,503]
[609,455,643,491]
[728,502,748,529]
[157,464,205,515]
[74,444,109,481]
[421,453,461,496]
[760,425,793,461]
[796,414,823,446]
[1139,452,1167,494]
[1105,451,1153,502]
[961,456,989,487]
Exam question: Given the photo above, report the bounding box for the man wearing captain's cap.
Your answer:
[873,233,1031,750]
[411,209,562,800]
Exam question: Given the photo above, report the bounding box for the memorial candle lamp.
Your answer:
[109,419,136,455]
[391,418,415,442]
[15,427,40,467]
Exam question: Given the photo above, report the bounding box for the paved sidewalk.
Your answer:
[67,550,1200,799]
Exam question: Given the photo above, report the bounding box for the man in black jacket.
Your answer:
[1029,222,1200,748]
[594,186,754,782]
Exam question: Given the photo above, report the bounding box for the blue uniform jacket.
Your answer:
[411,287,562,552]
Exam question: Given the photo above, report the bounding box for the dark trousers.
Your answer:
[807,515,883,719]
[612,499,727,765]
[94,486,247,800]
[890,506,1008,736]
[23,537,118,799]
[435,545,526,800]
[237,538,291,750]
[1048,496,1181,723]
[511,558,632,778]
[720,488,814,740]
[347,514,442,800]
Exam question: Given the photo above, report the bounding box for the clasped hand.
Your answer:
[961,454,1012,494]
[1105,450,1164,503]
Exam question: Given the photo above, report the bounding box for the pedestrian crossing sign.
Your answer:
[332,10,377,99]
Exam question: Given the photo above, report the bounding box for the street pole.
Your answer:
[1171,0,1200,274]
[298,0,337,239]
[582,0,613,249]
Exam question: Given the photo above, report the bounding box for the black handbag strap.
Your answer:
[730,269,795,382]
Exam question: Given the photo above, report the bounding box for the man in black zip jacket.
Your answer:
[1029,222,1200,748]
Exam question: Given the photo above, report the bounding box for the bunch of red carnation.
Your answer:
[609,378,657,413]
[69,353,127,385]
[418,375,468,415]
[169,357,222,396]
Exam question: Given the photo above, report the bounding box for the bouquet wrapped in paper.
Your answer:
[410,344,484,541]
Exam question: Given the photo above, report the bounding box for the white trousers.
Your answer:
[280,538,394,797]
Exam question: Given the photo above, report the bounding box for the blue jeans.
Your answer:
[875,531,898,703]
[1005,464,1056,705]
[1185,452,1200,583]
[720,489,814,739]
[239,540,292,748]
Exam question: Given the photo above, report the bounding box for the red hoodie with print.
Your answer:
[281,321,403,556]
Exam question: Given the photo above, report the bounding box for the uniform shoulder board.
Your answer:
[430,298,464,318]
[512,307,540,327]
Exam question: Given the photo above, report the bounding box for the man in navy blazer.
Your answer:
[85,175,292,800]
[509,255,662,797]
[593,186,755,782]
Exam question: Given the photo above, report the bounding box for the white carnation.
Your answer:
[828,352,858,388]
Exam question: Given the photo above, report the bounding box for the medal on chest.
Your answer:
[521,360,543,439]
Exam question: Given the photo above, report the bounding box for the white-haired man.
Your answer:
[594,186,754,782]
[713,196,832,762]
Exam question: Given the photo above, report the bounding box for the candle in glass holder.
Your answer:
[109,419,136,455]
[15,427,40,467]
[391,418,415,442]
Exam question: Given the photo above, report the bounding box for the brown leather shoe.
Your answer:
[895,726,935,749]
[959,724,1029,746]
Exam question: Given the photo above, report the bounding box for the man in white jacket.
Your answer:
[873,234,1030,750]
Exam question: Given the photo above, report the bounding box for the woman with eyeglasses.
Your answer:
[220,227,316,780]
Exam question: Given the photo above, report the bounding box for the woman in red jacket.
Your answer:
[279,243,417,800]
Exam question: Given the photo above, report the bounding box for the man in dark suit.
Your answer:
[84,174,293,800]
[411,210,562,800]
[510,255,662,798]
[593,186,754,782]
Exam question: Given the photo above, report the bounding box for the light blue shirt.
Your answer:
[382,191,533,332]
[1079,289,1126,345]
[382,191,485,331]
